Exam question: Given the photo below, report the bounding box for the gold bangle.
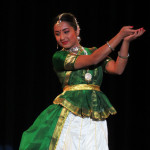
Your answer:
[118,51,129,59]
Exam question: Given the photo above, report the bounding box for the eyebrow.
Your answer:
[55,28,69,32]
[62,28,69,31]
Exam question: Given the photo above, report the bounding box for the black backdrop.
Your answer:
[1,0,150,150]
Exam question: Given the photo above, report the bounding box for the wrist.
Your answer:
[106,41,115,51]
[118,51,129,59]
[123,39,130,45]
[117,31,124,40]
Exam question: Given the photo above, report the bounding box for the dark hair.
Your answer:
[53,13,79,31]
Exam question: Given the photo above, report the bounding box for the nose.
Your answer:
[60,33,65,41]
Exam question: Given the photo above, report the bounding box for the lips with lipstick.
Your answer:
[62,41,69,45]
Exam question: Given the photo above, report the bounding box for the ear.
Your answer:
[76,25,80,36]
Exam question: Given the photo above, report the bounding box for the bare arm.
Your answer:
[105,27,146,75]
[74,26,136,69]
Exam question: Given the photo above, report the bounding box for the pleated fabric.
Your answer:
[56,112,109,150]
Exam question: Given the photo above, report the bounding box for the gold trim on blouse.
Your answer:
[64,54,77,70]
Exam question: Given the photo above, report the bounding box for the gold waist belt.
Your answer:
[63,84,100,92]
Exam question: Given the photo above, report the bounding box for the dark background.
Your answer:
[1,0,150,150]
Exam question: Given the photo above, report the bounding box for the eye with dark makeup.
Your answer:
[63,28,70,34]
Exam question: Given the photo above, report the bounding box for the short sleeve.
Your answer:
[88,47,97,52]
[101,57,113,73]
[52,51,78,71]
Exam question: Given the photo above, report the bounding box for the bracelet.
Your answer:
[106,41,115,51]
[118,51,129,59]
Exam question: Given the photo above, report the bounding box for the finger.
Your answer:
[129,27,145,34]
[134,28,145,38]
[124,26,135,33]
[140,27,146,33]
[137,28,145,35]
[131,31,138,38]
[128,26,134,29]
[130,30,139,38]
[124,26,134,28]
[128,29,137,34]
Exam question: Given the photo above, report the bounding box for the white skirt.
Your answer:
[56,112,109,150]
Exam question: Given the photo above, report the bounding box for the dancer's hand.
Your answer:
[118,26,136,39]
[124,27,146,42]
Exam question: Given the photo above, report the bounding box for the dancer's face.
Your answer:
[54,21,80,49]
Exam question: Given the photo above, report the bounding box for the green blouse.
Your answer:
[52,47,116,120]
